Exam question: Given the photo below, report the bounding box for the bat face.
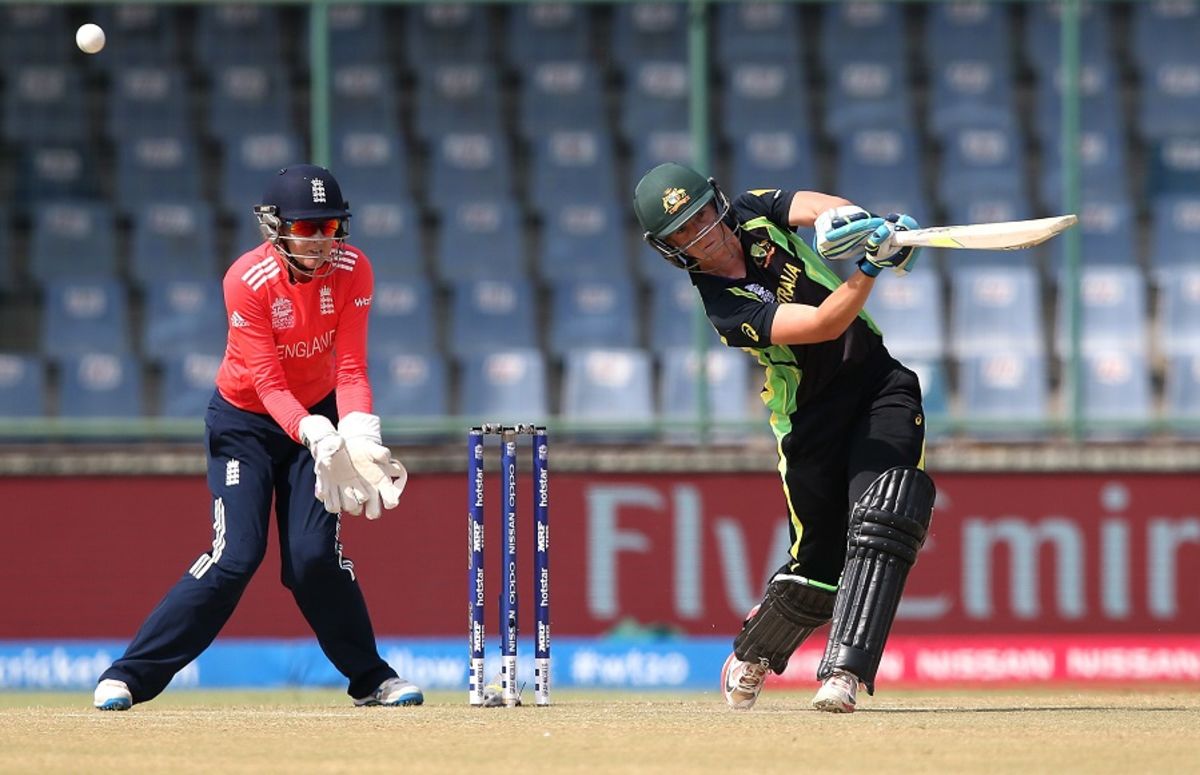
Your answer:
[892,215,1079,250]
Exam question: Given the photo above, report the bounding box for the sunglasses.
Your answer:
[285,218,342,238]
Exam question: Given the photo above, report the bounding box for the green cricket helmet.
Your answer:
[633,162,732,269]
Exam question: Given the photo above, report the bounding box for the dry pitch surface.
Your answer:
[2,689,1198,774]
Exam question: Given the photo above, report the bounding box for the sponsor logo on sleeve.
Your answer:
[353,295,372,308]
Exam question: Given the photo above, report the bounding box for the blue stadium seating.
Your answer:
[332,130,411,204]
[1024,1,1112,75]
[369,352,449,418]
[206,65,293,143]
[158,352,221,419]
[1147,195,1200,280]
[527,130,619,214]
[29,203,118,286]
[3,66,88,143]
[368,277,438,356]
[958,351,1050,439]
[864,272,945,362]
[1038,127,1128,208]
[833,127,926,219]
[560,348,656,438]
[1145,136,1200,199]
[1055,266,1148,357]
[1158,269,1200,357]
[435,200,525,282]
[107,67,192,140]
[1137,58,1200,140]
[630,131,696,194]
[950,266,1044,359]
[823,57,915,137]
[610,3,687,69]
[937,125,1025,208]
[1131,0,1200,78]
[1164,353,1200,434]
[115,136,204,211]
[538,201,630,280]
[413,64,504,143]
[90,5,180,72]
[402,3,490,69]
[728,131,815,195]
[459,349,549,421]
[620,61,690,142]
[219,132,303,217]
[658,346,756,443]
[818,2,906,74]
[1079,349,1153,439]
[130,202,219,285]
[330,65,401,137]
[0,354,47,418]
[142,279,227,361]
[447,278,538,358]
[328,3,389,65]
[40,279,131,358]
[721,61,808,137]
[714,2,802,66]
[349,201,425,278]
[647,273,719,354]
[1033,64,1123,144]
[547,276,639,356]
[426,131,514,210]
[924,1,1013,66]
[941,197,1034,238]
[506,3,592,70]
[1047,196,1137,269]
[517,61,607,138]
[0,5,71,66]
[927,57,1017,139]
[18,144,102,203]
[57,353,144,418]
[194,4,283,67]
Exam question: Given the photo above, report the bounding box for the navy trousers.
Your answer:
[100,391,396,703]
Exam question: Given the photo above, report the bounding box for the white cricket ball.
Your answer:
[76,23,106,54]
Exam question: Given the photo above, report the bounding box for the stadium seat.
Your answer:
[620,60,690,142]
[924,1,1013,66]
[1163,353,1200,436]
[40,279,131,358]
[57,352,145,418]
[330,65,401,137]
[1033,63,1123,144]
[425,131,514,210]
[18,144,101,203]
[367,277,439,356]
[206,64,293,143]
[219,132,303,217]
[0,354,47,418]
[1078,349,1153,439]
[823,57,914,137]
[0,5,71,66]
[158,352,221,419]
[1145,136,1200,199]
[727,131,815,195]
[927,57,1017,139]
[833,127,926,219]
[142,279,227,361]
[402,3,490,69]
[715,2,802,65]
[413,64,504,143]
[950,266,1044,359]
[864,272,945,362]
[1147,195,1200,280]
[958,351,1050,440]
[115,135,204,211]
[1158,268,1200,357]
[369,351,449,418]
[1131,0,1200,79]
[332,130,411,204]
[547,276,639,356]
[506,3,592,70]
[1047,196,1137,269]
[941,196,1034,239]
[28,203,118,286]
[447,278,538,358]
[434,200,525,282]
[1137,59,1200,140]
[90,5,180,72]
[1037,127,1127,208]
[328,3,389,65]
[721,61,808,137]
[349,201,425,278]
[527,129,619,215]
[459,348,549,422]
[610,3,687,70]
[538,201,631,280]
[194,4,283,67]
[818,2,906,74]
[130,202,219,285]
[106,67,192,140]
[937,125,1025,207]
[3,66,88,143]
[517,61,607,138]
[647,273,721,354]
[1023,1,1112,76]
[1055,266,1148,357]
[658,347,756,443]
[560,348,656,439]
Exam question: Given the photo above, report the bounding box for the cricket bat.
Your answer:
[892,214,1078,251]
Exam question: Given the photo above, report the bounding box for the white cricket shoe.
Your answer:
[721,653,770,710]
[812,669,860,713]
[93,679,132,711]
[354,677,424,707]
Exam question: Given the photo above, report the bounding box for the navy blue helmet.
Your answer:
[254,165,351,278]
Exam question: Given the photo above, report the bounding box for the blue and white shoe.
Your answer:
[354,677,424,707]
[93,679,132,711]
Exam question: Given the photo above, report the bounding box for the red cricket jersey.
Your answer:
[215,242,374,442]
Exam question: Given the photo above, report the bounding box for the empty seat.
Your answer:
[727,130,815,194]
[517,61,607,138]
[506,3,592,70]
[0,5,70,66]
[219,132,303,217]
[448,278,537,358]
[833,127,925,217]
[402,3,489,68]
[1138,58,1200,140]
[1078,349,1153,439]
[349,201,424,278]
[620,60,690,142]
[1023,1,1112,76]
[721,61,808,137]
[610,3,687,69]
[560,348,656,438]
[715,2,802,65]
[0,354,46,418]
[927,57,1016,139]
[29,203,118,285]
[1158,268,1200,356]
[107,67,192,140]
[1033,63,1122,144]
[818,2,906,74]
[368,277,438,356]
[159,352,221,418]
[658,347,755,442]
[824,57,914,136]
[413,64,503,143]
[1131,0,1200,78]
[194,4,283,67]
[527,129,619,214]
[1163,353,1200,434]
[332,130,411,203]
[937,125,1025,206]
[3,66,87,143]
[115,135,204,210]
[435,200,525,282]
[1047,196,1137,269]
[206,64,292,143]
[1055,266,1148,357]
[1145,135,1200,199]
[40,279,131,358]
[328,3,389,65]
[1037,126,1127,207]
[143,279,227,360]
[425,131,513,209]
[130,202,219,285]
[924,1,1013,66]
[950,266,1044,358]
[57,352,144,419]
[18,144,101,203]
[647,273,720,353]
[941,195,1033,234]
[958,351,1050,439]
[538,201,630,280]
[547,276,639,356]
[369,351,449,418]
[1147,194,1200,280]
[865,272,945,362]
[330,65,401,137]
[459,348,549,421]
[90,5,180,72]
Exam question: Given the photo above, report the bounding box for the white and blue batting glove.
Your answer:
[858,213,921,277]
[814,205,886,261]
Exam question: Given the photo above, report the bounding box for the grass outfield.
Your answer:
[2,689,1198,773]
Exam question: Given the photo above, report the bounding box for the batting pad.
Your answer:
[818,467,936,693]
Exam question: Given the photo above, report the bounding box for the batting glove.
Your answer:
[858,213,921,277]
[338,412,408,520]
[298,415,370,517]
[814,206,886,261]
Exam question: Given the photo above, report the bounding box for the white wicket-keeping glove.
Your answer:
[814,205,886,261]
[337,412,408,520]
[858,213,921,277]
[298,415,370,516]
